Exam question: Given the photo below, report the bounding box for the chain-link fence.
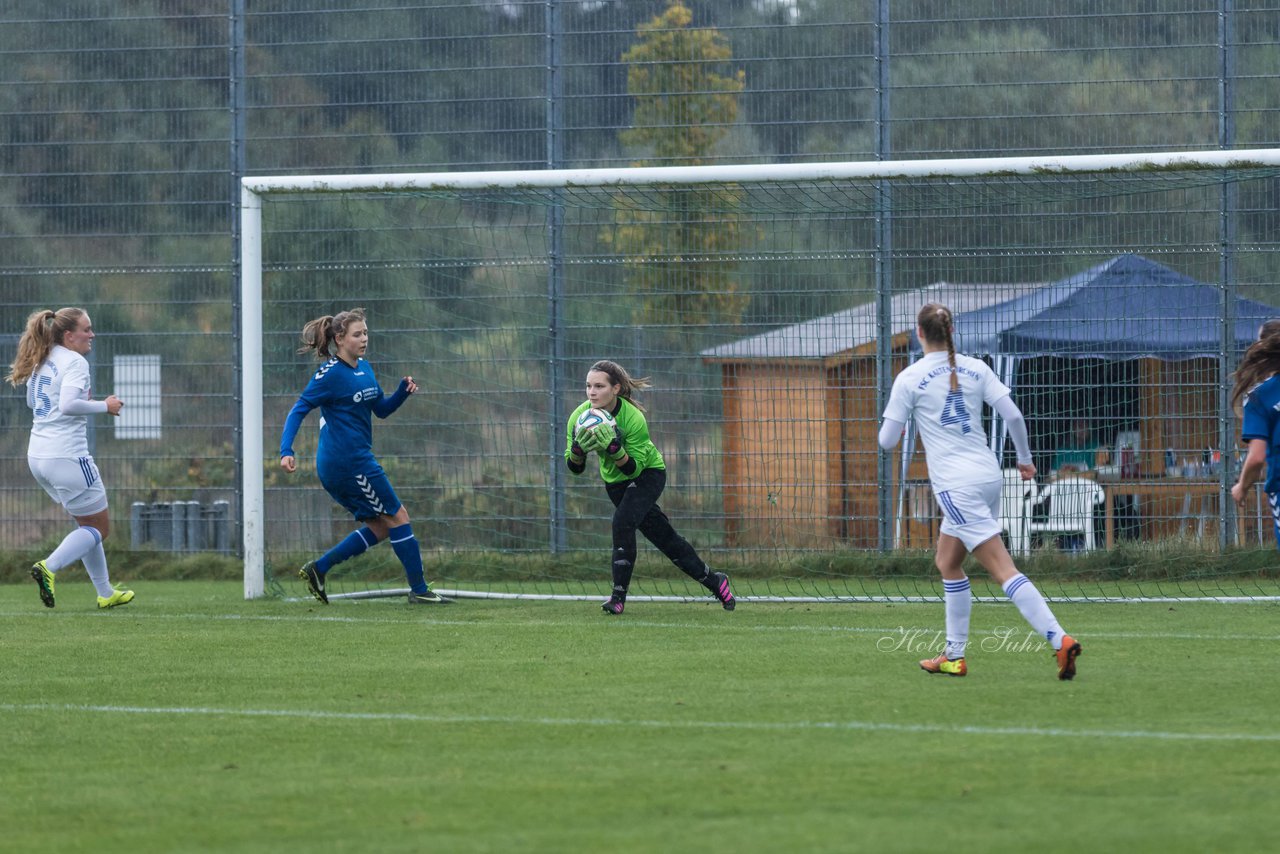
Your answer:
[2,1,1278,563]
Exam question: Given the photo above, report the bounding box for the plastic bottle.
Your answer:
[1121,443,1135,479]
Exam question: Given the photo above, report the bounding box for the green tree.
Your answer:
[606,2,749,330]
[618,2,745,163]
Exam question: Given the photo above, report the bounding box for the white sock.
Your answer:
[45,526,101,572]
[1002,572,1065,650]
[81,543,115,597]
[943,577,971,659]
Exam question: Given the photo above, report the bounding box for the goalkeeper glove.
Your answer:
[574,424,601,453]
[599,427,635,474]
[601,427,627,462]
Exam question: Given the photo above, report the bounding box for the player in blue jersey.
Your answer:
[279,307,451,605]
[879,303,1079,679]
[1231,320,1280,546]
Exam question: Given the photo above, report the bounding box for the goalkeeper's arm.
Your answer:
[565,425,590,475]
[601,427,637,476]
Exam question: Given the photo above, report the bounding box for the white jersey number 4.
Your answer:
[939,388,972,433]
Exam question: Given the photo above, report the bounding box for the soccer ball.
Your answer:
[576,407,615,439]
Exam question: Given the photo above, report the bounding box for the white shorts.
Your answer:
[935,478,1002,552]
[29,455,109,517]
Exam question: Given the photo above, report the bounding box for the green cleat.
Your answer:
[919,653,967,677]
[31,561,55,608]
[407,588,453,604]
[97,588,135,609]
[299,561,328,604]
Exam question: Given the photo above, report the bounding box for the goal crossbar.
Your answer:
[242,147,1280,197]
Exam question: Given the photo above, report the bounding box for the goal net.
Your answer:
[241,149,1280,604]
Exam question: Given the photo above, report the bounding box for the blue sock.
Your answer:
[388,523,428,594]
[316,527,375,574]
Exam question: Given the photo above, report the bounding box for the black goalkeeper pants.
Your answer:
[604,467,708,592]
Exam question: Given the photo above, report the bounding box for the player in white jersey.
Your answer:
[6,307,134,609]
[879,302,1079,679]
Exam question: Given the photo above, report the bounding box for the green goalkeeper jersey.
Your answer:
[565,398,665,484]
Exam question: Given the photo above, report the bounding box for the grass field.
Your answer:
[3,579,1279,853]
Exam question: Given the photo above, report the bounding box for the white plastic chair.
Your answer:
[1000,469,1039,555]
[1028,476,1106,551]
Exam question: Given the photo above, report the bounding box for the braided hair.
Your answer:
[917,302,959,391]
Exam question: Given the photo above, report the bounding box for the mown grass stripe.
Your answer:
[5,702,1278,743]
[4,608,1280,642]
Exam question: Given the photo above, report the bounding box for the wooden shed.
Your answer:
[702,282,1047,549]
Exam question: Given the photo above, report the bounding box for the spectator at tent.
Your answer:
[1053,419,1100,474]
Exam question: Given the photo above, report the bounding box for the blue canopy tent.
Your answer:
[944,254,1279,360]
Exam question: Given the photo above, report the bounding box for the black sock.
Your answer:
[612,549,635,591]
[673,555,711,585]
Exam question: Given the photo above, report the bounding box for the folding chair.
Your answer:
[1029,476,1105,551]
[999,468,1039,555]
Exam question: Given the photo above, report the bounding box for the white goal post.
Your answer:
[239,147,1280,600]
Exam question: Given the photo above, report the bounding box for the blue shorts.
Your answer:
[319,465,403,521]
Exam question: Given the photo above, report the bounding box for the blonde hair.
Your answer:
[7,307,87,387]
[917,302,959,391]
[298,308,366,359]
[589,359,653,413]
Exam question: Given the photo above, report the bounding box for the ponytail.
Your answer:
[941,311,959,392]
[1232,329,1280,407]
[298,307,366,360]
[7,307,86,386]
[589,359,653,414]
[917,302,959,391]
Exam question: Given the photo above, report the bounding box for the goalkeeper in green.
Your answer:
[565,359,735,615]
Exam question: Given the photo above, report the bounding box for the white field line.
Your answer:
[320,590,1280,605]
[3,609,1279,642]
[3,701,1277,743]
